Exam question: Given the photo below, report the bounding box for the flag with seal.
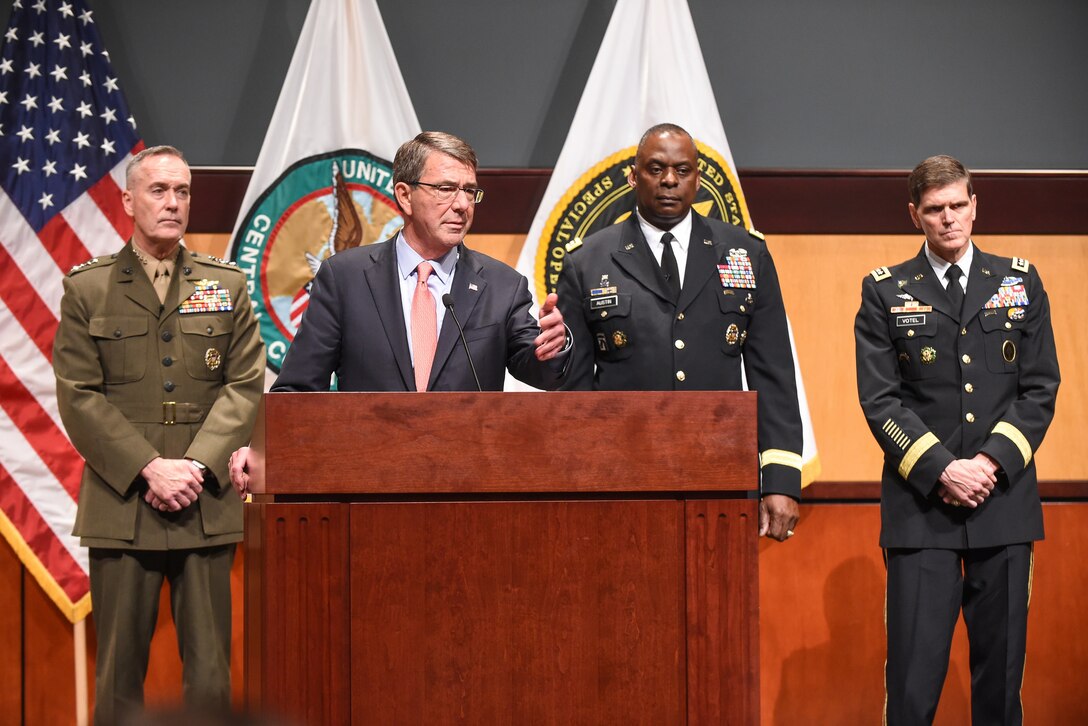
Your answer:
[513,0,820,485]
[229,0,420,375]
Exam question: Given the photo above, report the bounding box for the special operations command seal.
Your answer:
[231,149,405,371]
[532,141,751,301]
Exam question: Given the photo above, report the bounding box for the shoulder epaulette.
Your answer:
[564,238,583,253]
[870,266,891,281]
[191,252,238,269]
[67,256,116,276]
[747,228,765,241]
[1011,257,1030,273]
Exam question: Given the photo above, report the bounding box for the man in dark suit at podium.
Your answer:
[229,132,570,494]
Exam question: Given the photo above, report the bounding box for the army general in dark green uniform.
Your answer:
[53,146,265,724]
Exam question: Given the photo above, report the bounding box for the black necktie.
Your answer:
[945,265,964,319]
[659,232,680,300]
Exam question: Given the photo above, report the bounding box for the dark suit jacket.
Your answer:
[272,239,567,392]
[556,213,803,498]
[854,245,1059,548]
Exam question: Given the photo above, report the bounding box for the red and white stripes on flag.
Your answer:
[1,0,143,623]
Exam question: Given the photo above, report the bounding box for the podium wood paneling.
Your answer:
[246,391,760,724]
[349,501,686,724]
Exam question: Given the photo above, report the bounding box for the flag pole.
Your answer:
[74,618,88,726]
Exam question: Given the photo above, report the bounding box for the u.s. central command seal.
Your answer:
[231,149,404,371]
[533,141,751,300]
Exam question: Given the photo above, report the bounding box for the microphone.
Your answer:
[442,293,482,392]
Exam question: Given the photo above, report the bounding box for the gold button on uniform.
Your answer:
[961,328,968,336]
[964,383,974,393]
[674,339,685,349]
[965,413,975,423]
[961,354,971,364]
[676,371,686,382]
[740,305,747,313]
[677,313,685,321]
[1005,322,1012,329]
[907,330,915,337]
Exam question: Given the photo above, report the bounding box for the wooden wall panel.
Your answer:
[0,541,22,726]
[759,502,1088,725]
[22,565,84,724]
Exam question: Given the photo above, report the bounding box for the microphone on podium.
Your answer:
[442,294,482,392]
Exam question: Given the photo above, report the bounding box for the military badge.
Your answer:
[1001,276,1023,286]
[595,333,608,352]
[1008,307,1025,321]
[205,348,222,371]
[180,280,233,313]
[726,323,740,345]
[983,282,1029,309]
[612,331,627,348]
[920,347,937,364]
[1002,340,1017,363]
[718,248,756,289]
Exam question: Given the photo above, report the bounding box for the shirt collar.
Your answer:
[636,209,693,252]
[925,239,974,282]
[396,233,458,284]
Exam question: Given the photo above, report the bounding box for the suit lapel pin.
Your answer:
[468,283,478,291]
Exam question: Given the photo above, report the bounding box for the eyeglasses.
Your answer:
[409,181,485,204]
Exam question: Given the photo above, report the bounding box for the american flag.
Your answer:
[0,0,142,622]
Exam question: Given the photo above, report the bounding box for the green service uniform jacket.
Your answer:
[854,245,1059,549]
[556,213,804,499]
[54,243,265,549]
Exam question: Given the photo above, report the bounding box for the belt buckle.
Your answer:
[163,401,177,425]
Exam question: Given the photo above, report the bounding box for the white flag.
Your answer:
[514,0,820,485]
[229,0,420,375]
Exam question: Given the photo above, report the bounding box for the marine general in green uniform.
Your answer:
[53,146,265,724]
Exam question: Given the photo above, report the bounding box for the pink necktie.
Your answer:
[411,261,438,391]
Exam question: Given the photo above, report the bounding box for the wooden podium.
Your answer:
[245,391,760,724]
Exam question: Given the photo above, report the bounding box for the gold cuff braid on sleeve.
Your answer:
[898,432,939,479]
[992,421,1033,467]
[759,449,803,471]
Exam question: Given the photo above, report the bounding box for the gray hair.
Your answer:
[125,145,188,188]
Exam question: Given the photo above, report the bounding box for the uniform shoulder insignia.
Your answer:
[196,253,238,268]
[564,238,583,253]
[1011,257,1030,273]
[747,228,765,241]
[67,256,115,275]
[869,266,891,281]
